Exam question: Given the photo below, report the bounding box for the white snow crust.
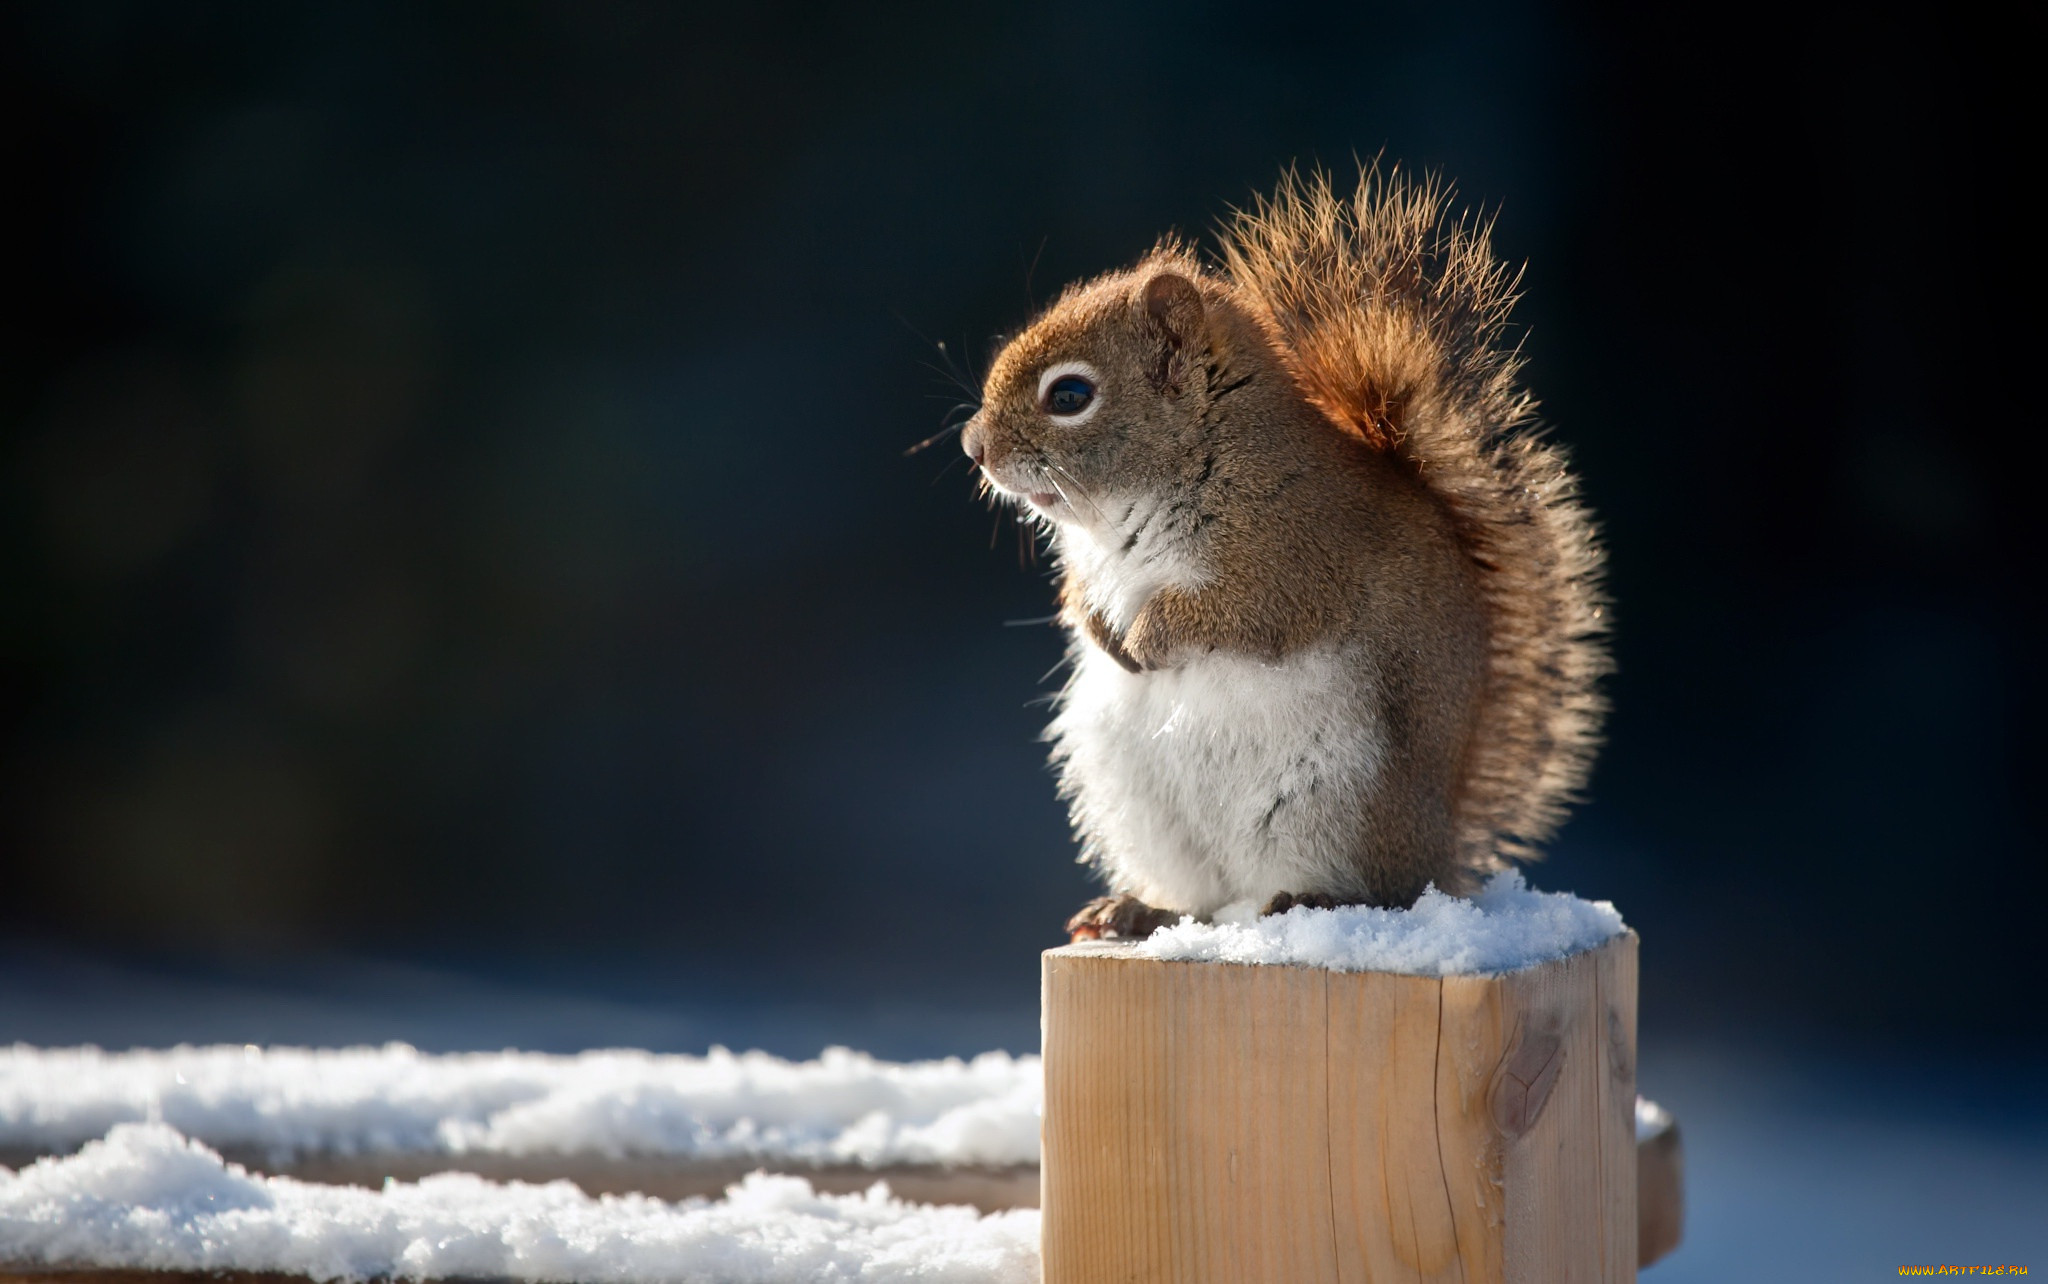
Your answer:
[1137,871,1626,975]
[0,1045,1040,1167]
[1635,1096,1672,1142]
[0,1123,1038,1283]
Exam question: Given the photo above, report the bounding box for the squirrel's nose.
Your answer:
[962,414,988,466]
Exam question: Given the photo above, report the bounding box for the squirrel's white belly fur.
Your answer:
[1049,640,1386,918]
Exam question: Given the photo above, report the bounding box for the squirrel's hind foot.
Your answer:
[1066,895,1177,942]
[1260,890,1360,916]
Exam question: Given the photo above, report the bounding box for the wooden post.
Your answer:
[1041,931,1638,1284]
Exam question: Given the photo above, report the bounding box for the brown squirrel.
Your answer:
[960,166,1610,941]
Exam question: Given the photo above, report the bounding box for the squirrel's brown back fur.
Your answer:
[1220,165,1610,866]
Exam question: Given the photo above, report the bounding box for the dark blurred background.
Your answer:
[2,0,2037,1067]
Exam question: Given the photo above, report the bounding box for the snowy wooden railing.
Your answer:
[0,1119,1678,1284]
[1635,1099,1685,1268]
[1040,879,1661,1284]
[0,881,1680,1282]
[0,1045,1047,1282]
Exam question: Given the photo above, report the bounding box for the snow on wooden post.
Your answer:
[1040,930,1638,1284]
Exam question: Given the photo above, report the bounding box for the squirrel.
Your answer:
[959,165,1610,942]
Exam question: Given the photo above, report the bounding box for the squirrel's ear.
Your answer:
[1142,272,1205,350]
[1141,272,1206,394]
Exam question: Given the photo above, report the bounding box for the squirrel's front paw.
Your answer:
[1118,620,1175,673]
[1066,894,1176,942]
[1078,609,1144,674]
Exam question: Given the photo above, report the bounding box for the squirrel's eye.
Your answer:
[1045,374,1096,417]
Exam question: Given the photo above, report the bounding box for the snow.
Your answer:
[1137,871,1626,975]
[0,1044,1040,1168]
[0,1123,1039,1283]
[1636,1096,1672,1142]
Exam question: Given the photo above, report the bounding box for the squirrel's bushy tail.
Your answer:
[1220,164,1610,867]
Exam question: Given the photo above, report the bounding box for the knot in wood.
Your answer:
[1489,1017,1566,1139]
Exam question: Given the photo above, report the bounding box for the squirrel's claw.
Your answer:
[1066,894,1176,942]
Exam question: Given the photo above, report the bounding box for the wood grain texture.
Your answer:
[1041,933,1638,1284]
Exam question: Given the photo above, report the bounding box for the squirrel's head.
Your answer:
[963,253,1266,532]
